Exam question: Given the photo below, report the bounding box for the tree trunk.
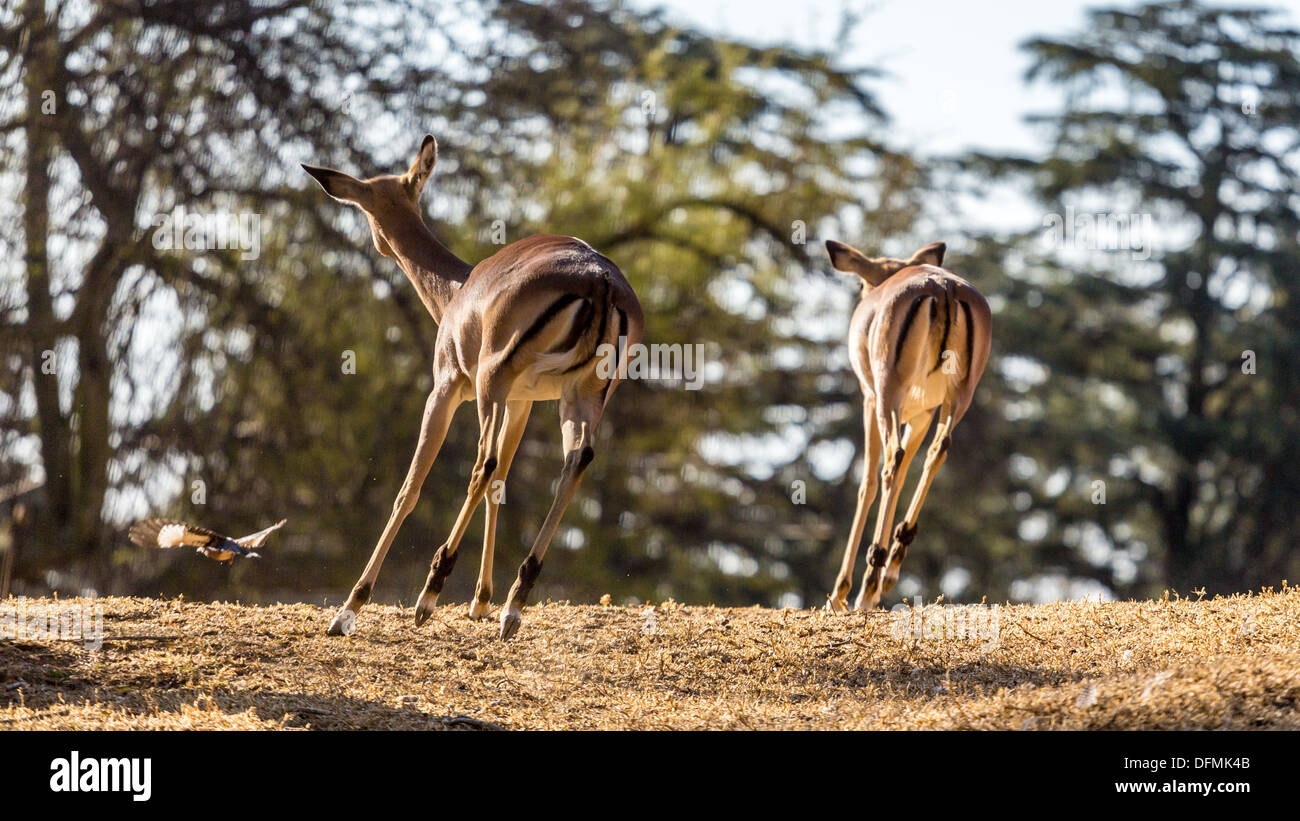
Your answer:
[19,1,73,571]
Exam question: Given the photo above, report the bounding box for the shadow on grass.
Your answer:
[0,640,503,730]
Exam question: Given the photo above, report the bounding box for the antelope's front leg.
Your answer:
[326,379,461,635]
[468,400,532,620]
[827,398,880,613]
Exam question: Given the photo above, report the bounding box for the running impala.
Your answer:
[303,135,644,640]
[823,239,991,612]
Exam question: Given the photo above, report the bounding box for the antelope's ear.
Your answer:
[907,241,946,268]
[825,239,892,287]
[301,164,368,205]
[403,134,438,197]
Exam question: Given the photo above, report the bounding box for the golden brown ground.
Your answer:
[2,588,1297,729]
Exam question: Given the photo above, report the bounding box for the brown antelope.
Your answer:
[303,135,644,640]
[823,239,991,612]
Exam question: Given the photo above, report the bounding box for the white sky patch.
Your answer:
[635,0,1277,161]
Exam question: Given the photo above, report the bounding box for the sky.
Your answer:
[632,0,1289,158]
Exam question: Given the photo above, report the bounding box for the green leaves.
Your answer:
[965,0,1300,598]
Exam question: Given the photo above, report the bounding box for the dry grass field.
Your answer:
[2,588,1298,730]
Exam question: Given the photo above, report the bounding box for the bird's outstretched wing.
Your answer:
[128,519,228,550]
[236,518,288,548]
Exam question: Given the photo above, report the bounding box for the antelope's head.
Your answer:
[824,240,946,290]
[301,134,439,259]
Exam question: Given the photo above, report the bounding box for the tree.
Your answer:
[1,0,469,592]
[1,0,925,608]
[962,0,1300,596]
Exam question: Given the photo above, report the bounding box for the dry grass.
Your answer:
[2,588,1298,730]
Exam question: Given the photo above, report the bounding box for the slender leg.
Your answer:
[414,388,511,627]
[854,408,931,611]
[882,407,955,594]
[327,379,463,635]
[468,400,532,620]
[499,389,605,640]
[827,396,881,613]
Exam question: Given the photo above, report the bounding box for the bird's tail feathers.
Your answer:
[128,519,189,549]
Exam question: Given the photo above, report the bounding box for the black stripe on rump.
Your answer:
[959,299,975,378]
[555,298,595,354]
[892,295,929,370]
[501,293,582,368]
[602,308,629,403]
[931,294,951,374]
[561,276,611,375]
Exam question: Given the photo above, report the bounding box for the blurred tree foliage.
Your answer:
[1,0,924,607]
[948,0,1300,598]
[1,0,1296,611]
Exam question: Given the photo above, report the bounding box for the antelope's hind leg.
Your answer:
[882,407,954,595]
[414,386,512,627]
[499,389,606,641]
[468,400,533,620]
[855,408,930,611]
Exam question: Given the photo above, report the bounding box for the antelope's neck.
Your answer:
[382,208,472,324]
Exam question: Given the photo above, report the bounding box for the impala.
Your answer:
[823,239,992,612]
[303,135,644,640]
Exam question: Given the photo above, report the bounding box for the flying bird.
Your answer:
[128,518,287,563]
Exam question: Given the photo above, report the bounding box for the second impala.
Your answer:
[823,239,992,613]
